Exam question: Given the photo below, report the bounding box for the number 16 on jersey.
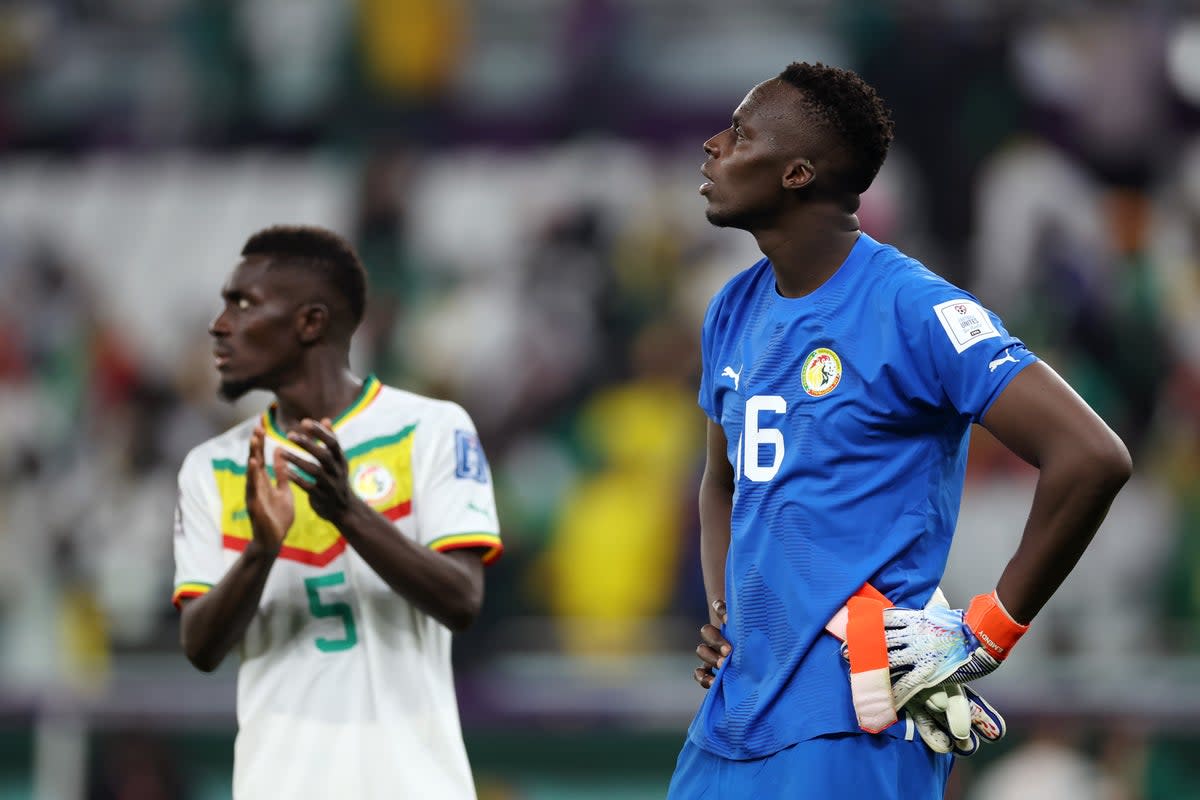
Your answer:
[737,395,787,482]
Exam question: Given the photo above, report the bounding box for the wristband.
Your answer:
[965,592,1028,661]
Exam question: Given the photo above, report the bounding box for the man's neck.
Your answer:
[753,209,861,298]
[271,363,362,432]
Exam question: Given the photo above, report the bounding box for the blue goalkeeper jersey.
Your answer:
[690,232,1035,760]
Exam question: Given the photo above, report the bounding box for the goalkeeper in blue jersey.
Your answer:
[669,62,1131,799]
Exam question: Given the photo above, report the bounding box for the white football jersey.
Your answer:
[172,376,501,800]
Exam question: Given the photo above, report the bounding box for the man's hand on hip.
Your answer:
[695,599,730,690]
[883,591,1028,709]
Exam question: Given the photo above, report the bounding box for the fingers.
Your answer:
[699,623,731,661]
[910,683,1002,757]
[699,622,729,647]
[248,425,264,463]
[696,642,725,671]
[694,602,729,690]
[964,685,1006,742]
[286,429,339,474]
[909,687,975,756]
[890,668,938,710]
[271,445,291,490]
[246,426,265,498]
[311,418,337,447]
[695,614,731,688]
[952,731,981,757]
[945,685,972,740]
[882,605,983,701]
[277,450,318,493]
[287,419,343,465]
[909,706,953,754]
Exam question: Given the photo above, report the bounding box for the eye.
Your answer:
[236,297,251,310]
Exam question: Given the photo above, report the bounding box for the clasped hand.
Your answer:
[245,418,358,555]
[279,418,356,522]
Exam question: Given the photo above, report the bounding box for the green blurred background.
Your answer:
[1,1,1200,797]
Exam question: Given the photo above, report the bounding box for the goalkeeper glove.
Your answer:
[907,682,1006,756]
[830,585,1009,748]
[898,589,1008,756]
[883,591,1029,710]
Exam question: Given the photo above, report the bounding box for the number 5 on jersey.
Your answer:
[304,572,358,652]
[737,395,787,482]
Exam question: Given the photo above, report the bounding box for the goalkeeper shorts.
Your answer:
[666,732,952,800]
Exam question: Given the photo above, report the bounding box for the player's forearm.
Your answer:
[699,420,734,627]
[699,475,733,627]
[994,442,1131,623]
[333,498,484,632]
[980,362,1132,624]
[180,542,276,672]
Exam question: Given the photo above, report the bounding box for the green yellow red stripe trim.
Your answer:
[263,374,383,445]
[212,458,247,475]
[429,532,503,565]
[216,425,414,476]
[344,424,416,460]
[222,533,348,567]
[172,581,213,609]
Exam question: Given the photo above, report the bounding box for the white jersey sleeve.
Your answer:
[412,401,502,564]
[172,447,227,607]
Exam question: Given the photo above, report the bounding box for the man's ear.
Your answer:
[783,157,815,190]
[297,303,329,345]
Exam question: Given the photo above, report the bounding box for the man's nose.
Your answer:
[703,128,729,157]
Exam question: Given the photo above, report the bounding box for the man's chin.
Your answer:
[705,208,738,228]
[217,378,255,402]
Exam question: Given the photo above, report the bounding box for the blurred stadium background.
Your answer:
[0,0,1199,798]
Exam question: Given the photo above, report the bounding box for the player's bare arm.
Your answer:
[980,360,1133,623]
[695,419,734,689]
[280,417,485,632]
[873,360,1133,701]
[180,425,294,672]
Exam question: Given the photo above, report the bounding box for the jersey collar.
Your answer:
[261,374,382,445]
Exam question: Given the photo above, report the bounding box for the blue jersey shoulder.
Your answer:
[873,243,1038,421]
[702,257,771,328]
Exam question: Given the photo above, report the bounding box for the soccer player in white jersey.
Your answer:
[172,225,501,800]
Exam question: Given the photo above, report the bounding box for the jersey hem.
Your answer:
[686,714,911,762]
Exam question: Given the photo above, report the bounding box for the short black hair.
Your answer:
[778,62,894,194]
[241,225,368,328]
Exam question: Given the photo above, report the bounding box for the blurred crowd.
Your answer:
[2,0,1200,798]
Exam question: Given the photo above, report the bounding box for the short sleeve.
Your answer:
[171,448,227,608]
[897,281,1037,423]
[411,402,503,564]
